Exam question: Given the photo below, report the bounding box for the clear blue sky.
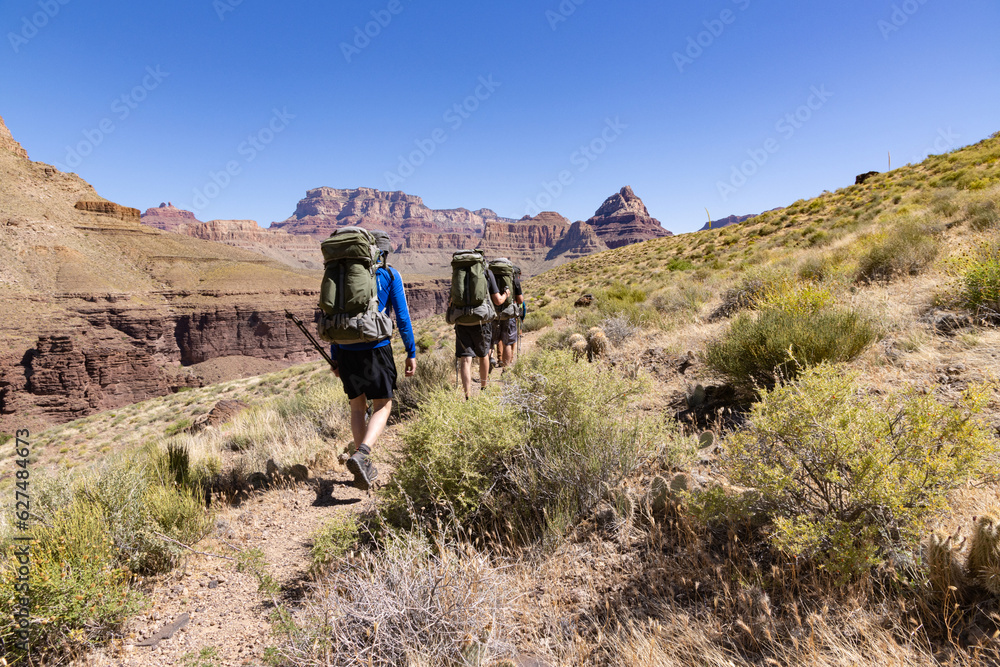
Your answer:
[2,0,998,233]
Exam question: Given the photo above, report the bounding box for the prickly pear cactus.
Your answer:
[648,475,670,516]
[698,431,716,449]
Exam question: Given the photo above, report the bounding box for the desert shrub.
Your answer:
[79,453,210,574]
[394,351,454,418]
[381,388,527,529]
[500,353,665,541]
[958,239,1000,318]
[536,328,578,351]
[0,501,145,660]
[931,188,960,217]
[309,515,360,573]
[665,257,694,272]
[547,301,572,320]
[601,314,641,347]
[382,352,666,543]
[855,216,941,283]
[164,418,192,437]
[650,283,711,317]
[522,311,552,332]
[708,267,790,321]
[416,333,434,353]
[272,532,516,666]
[705,284,879,391]
[967,199,999,231]
[718,365,997,580]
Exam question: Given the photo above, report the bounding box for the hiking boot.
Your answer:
[346,451,378,491]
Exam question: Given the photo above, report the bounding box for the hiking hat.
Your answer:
[370,230,393,254]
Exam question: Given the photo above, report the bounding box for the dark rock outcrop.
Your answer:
[75,200,141,223]
[856,171,879,185]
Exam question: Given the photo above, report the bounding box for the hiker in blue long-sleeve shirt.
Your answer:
[329,230,416,489]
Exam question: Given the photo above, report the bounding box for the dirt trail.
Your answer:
[78,428,398,667]
[76,332,548,667]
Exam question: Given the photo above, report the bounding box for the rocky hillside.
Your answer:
[0,115,28,159]
[0,116,446,432]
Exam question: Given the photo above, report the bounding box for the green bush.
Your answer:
[967,199,999,231]
[717,365,997,580]
[705,285,879,391]
[855,216,940,283]
[416,333,434,353]
[959,240,1000,317]
[381,388,527,529]
[309,515,359,573]
[522,311,552,332]
[381,352,668,543]
[394,351,454,418]
[81,452,211,574]
[0,501,145,660]
[164,418,192,437]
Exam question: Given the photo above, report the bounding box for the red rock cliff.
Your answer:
[585,186,671,249]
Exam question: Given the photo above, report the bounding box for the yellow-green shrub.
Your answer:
[855,216,941,283]
[0,502,145,660]
[705,284,878,391]
[522,311,552,332]
[720,365,997,580]
[381,351,670,543]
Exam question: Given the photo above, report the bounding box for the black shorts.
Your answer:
[336,345,397,400]
[492,318,517,346]
[455,323,491,358]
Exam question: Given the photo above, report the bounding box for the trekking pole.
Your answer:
[284,310,336,370]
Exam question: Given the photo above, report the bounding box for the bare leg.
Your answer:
[349,395,368,451]
[459,356,473,398]
[502,342,514,367]
[363,398,392,449]
[479,356,490,389]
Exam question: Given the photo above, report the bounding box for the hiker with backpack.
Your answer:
[447,250,508,399]
[318,228,416,490]
[488,258,524,370]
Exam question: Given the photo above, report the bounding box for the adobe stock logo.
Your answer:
[54,66,170,172]
[523,117,627,217]
[341,0,407,63]
[878,0,931,40]
[673,0,751,74]
[384,75,501,188]
[716,85,833,203]
[8,0,72,53]
[186,108,295,212]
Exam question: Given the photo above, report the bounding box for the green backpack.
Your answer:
[488,258,518,320]
[447,250,496,325]
[317,226,394,344]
